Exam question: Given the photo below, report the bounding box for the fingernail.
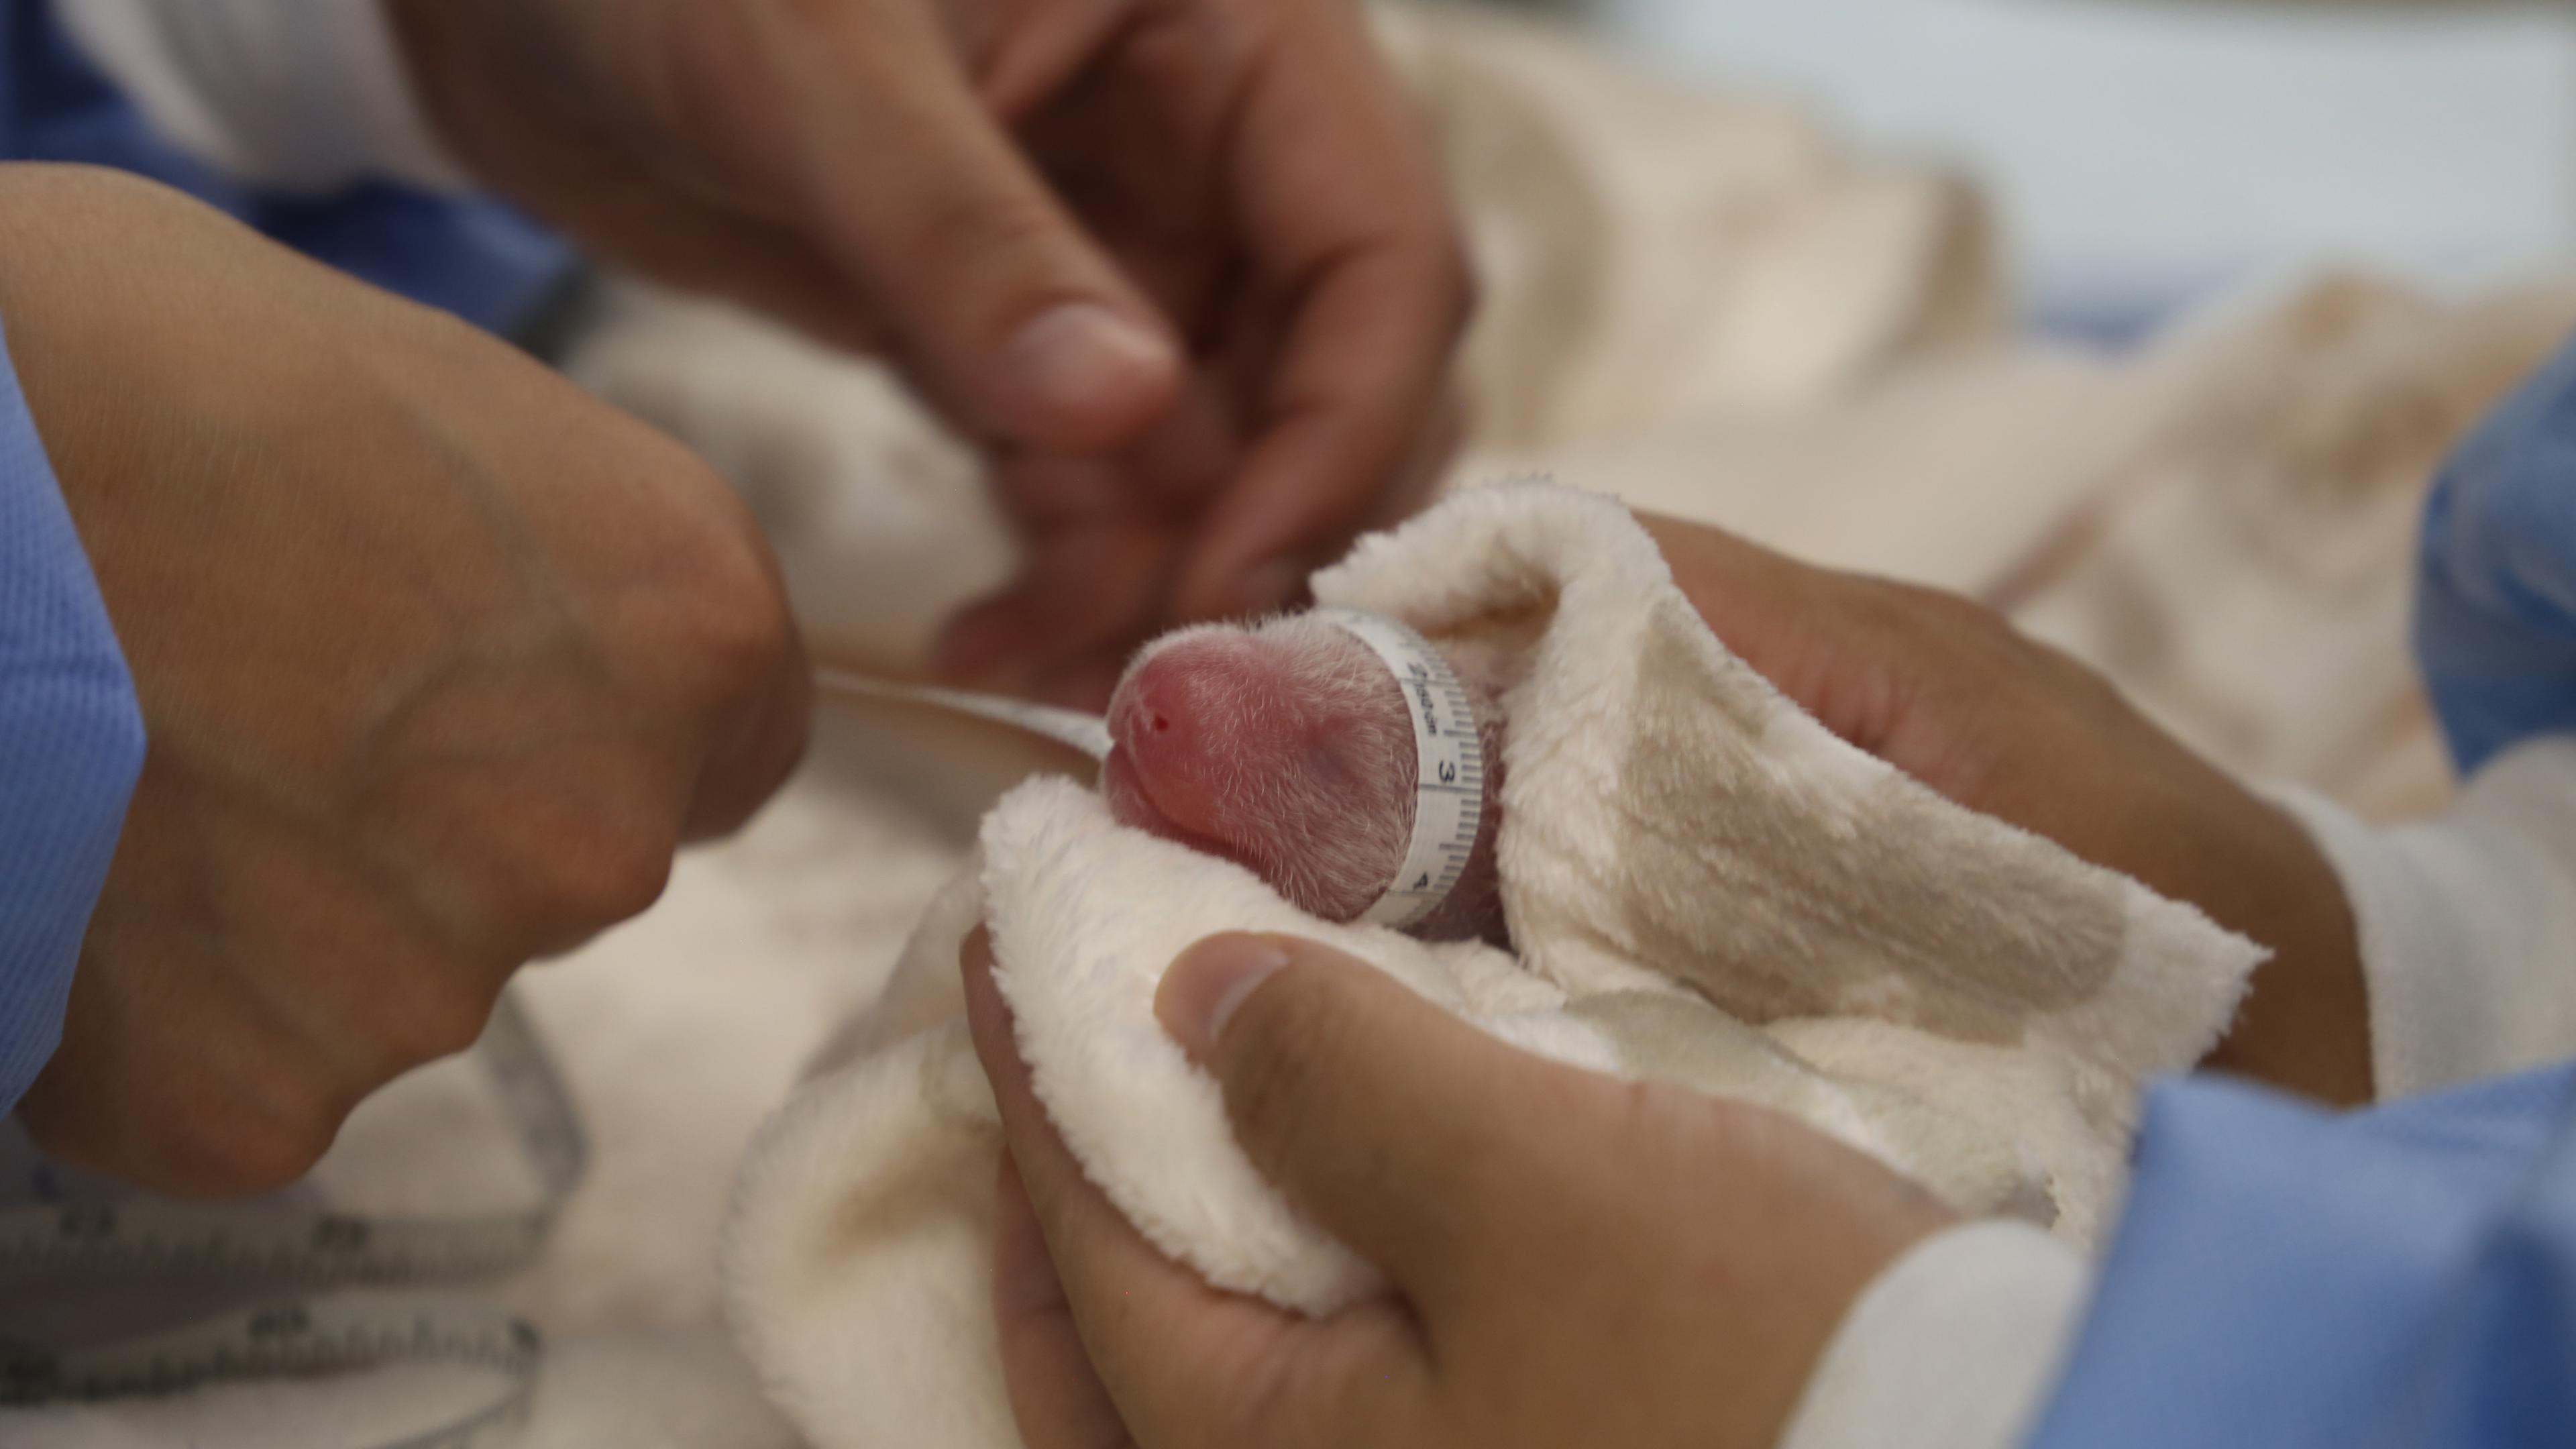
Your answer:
[1159,933,1293,1057]
[1004,303,1176,441]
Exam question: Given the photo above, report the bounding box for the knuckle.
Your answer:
[655,481,796,706]
[449,773,679,954]
[530,813,677,931]
[1880,578,2003,637]
[695,560,796,698]
[370,971,500,1068]
[142,1065,350,1199]
[902,186,1067,304]
[1856,578,2025,684]
[676,606,788,722]
[476,765,682,945]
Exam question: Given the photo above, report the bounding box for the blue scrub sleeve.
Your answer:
[2414,330,2576,775]
[2023,333,2576,1447]
[2022,1068,2576,1448]
[0,316,144,1113]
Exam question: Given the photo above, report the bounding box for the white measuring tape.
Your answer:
[812,665,1114,760]
[0,992,584,1446]
[1308,609,1488,931]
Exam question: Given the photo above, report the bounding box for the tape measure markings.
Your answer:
[1,992,582,1447]
[806,618,1486,927]
[1312,608,1489,931]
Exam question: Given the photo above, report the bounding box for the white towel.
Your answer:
[722,482,2261,1449]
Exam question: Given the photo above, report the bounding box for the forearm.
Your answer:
[50,0,462,190]
[2188,790,2371,1106]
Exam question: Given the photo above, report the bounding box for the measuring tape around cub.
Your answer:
[812,616,1489,931]
[1310,608,1488,931]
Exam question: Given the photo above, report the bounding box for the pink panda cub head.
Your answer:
[1102,616,1422,928]
[1103,612,1510,943]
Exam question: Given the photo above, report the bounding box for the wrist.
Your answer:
[2180,782,2372,1105]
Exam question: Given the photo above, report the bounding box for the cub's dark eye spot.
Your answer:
[1150,712,1171,734]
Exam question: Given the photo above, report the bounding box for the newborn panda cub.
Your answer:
[1102,614,1509,944]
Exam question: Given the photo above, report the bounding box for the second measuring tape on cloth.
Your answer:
[0,993,585,1449]
[722,480,2267,1449]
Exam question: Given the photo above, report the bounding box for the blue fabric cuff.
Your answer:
[0,315,144,1112]
[2025,1066,2576,1448]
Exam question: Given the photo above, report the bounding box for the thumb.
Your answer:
[1155,932,1583,1312]
[783,5,1179,451]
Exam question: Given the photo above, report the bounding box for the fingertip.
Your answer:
[1156,932,1297,1060]
[1173,553,1308,626]
[998,301,1183,453]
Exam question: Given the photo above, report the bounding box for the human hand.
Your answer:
[2,166,809,1195]
[1636,512,2372,1105]
[390,0,1470,704]
[964,928,1952,1449]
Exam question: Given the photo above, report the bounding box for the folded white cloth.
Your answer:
[723,482,2261,1448]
